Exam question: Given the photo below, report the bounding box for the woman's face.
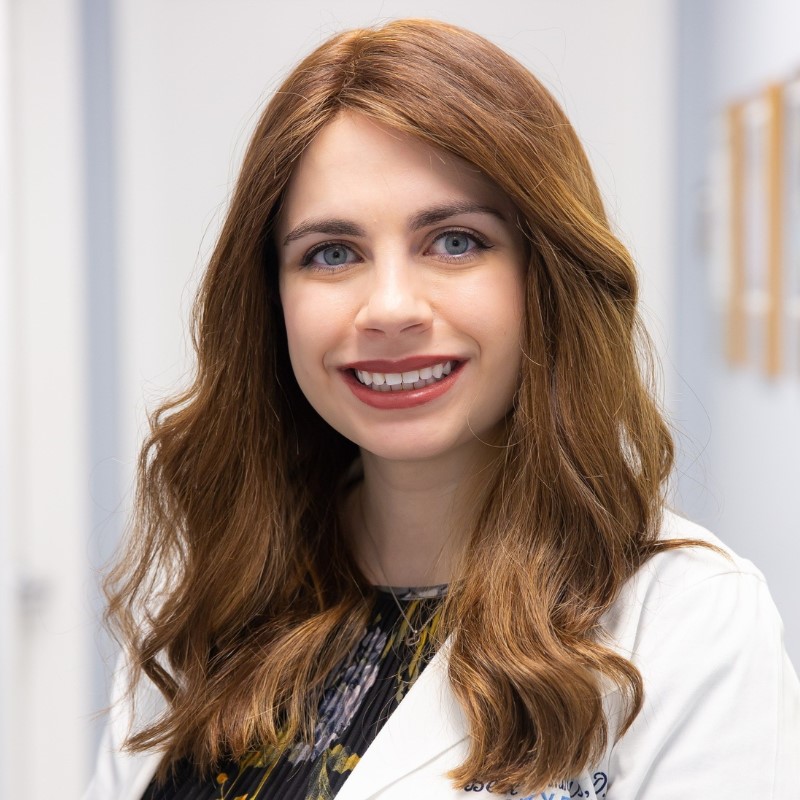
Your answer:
[277,112,527,464]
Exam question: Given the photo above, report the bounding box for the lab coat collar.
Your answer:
[336,637,468,800]
[107,636,468,800]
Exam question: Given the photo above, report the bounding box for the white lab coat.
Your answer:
[84,512,800,800]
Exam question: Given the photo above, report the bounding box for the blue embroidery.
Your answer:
[593,771,608,798]
[462,774,607,799]
[567,772,609,799]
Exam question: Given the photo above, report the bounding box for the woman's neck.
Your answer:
[344,439,501,587]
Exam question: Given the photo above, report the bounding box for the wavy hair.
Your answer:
[106,19,689,793]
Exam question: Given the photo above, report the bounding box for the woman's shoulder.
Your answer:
[598,509,800,794]
[648,507,764,581]
[603,508,768,636]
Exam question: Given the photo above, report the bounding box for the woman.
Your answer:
[86,19,800,800]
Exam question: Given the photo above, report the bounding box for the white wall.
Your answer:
[3,0,91,797]
[675,0,800,667]
[0,1,16,795]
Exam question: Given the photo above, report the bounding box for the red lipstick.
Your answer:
[341,360,464,409]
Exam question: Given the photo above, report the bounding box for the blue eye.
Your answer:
[319,245,350,265]
[442,233,470,255]
[430,230,488,259]
[304,243,357,268]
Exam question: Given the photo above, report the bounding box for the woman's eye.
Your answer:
[304,243,358,268]
[429,231,487,258]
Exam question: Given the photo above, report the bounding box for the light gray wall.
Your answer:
[0,3,15,796]
[3,0,91,797]
[675,0,800,667]
[82,0,123,767]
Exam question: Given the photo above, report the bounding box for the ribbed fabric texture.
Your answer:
[143,585,446,800]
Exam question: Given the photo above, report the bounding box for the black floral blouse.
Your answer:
[142,585,447,800]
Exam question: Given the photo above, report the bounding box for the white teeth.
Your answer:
[353,360,457,391]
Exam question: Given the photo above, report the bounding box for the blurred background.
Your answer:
[1,0,798,796]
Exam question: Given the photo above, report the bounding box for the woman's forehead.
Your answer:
[276,111,515,236]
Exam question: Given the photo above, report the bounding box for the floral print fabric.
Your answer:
[143,585,446,800]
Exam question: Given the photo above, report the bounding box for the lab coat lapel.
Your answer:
[336,638,468,800]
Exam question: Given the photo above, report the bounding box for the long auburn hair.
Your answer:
[106,19,687,792]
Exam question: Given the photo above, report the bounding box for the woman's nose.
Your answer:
[354,258,433,338]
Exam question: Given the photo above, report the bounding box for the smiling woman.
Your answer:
[86,18,800,800]
[277,113,525,467]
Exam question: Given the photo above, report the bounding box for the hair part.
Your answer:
[106,19,690,793]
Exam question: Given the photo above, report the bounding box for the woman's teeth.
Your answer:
[354,361,454,392]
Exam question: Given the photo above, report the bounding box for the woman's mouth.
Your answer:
[352,360,455,392]
[341,359,464,409]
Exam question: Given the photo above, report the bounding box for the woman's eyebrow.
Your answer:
[283,218,364,245]
[408,201,507,229]
[282,201,506,246]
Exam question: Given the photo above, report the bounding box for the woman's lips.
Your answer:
[341,360,464,409]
